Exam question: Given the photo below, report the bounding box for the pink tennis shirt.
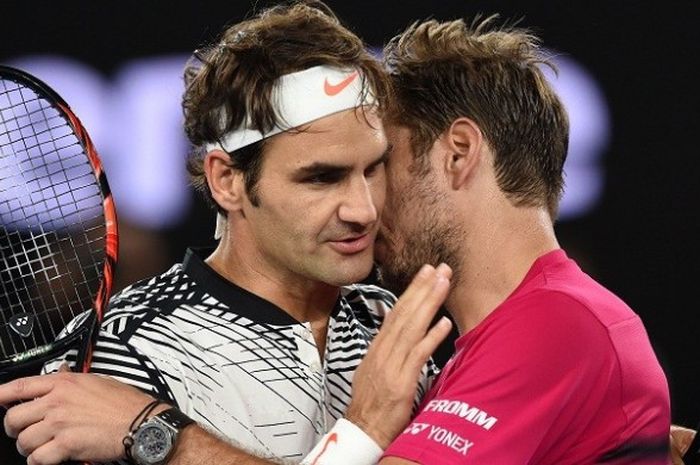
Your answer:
[384,249,670,464]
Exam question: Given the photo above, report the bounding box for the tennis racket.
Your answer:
[0,65,118,379]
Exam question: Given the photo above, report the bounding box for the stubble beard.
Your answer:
[378,187,463,296]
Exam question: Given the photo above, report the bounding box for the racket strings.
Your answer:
[0,206,102,358]
[0,77,106,360]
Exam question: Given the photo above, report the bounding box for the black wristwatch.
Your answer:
[129,407,195,465]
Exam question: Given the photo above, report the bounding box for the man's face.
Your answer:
[243,108,388,287]
[376,124,463,294]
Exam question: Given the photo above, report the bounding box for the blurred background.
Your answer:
[1,0,697,461]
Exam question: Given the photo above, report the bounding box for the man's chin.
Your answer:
[325,255,376,286]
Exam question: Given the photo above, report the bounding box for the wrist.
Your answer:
[345,405,393,449]
[301,418,383,465]
[124,404,195,465]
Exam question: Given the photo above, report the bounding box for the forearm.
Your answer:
[170,425,291,465]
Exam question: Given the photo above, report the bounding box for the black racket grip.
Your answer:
[683,421,700,465]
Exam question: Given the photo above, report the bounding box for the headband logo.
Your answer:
[324,71,359,96]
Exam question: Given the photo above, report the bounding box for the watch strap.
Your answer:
[155,407,195,431]
[123,400,166,463]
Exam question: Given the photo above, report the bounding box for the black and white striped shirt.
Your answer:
[80,248,435,460]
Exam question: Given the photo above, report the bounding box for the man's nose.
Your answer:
[338,177,378,225]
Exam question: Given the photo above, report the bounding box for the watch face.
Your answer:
[133,423,174,465]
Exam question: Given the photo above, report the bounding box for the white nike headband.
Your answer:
[209,65,376,240]
[204,65,375,153]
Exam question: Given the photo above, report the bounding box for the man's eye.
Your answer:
[366,161,386,177]
[305,172,341,184]
[365,158,388,178]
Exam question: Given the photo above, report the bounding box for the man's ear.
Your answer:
[204,150,246,212]
[443,117,484,190]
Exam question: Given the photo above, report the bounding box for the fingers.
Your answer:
[403,316,453,376]
[4,397,47,437]
[382,264,450,331]
[345,265,452,448]
[378,264,451,356]
[381,265,436,329]
[345,263,452,448]
[436,262,453,280]
[1,372,150,464]
[0,375,55,404]
[27,440,69,465]
[10,406,71,464]
[670,425,697,458]
[396,268,450,359]
[400,263,451,327]
[409,263,451,330]
[16,416,55,457]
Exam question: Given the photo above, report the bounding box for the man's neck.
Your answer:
[205,241,340,326]
[447,206,559,335]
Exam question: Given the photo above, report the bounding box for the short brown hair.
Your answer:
[183,0,389,207]
[384,15,569,217]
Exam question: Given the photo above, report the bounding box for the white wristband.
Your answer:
[301,418,383,465]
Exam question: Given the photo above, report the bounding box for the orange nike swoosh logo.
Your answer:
[324,72,359,96]
[311,432,338,465]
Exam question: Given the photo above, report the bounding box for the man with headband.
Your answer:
[0,2,451,465]
[1,4,685,465]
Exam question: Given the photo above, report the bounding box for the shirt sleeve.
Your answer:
[43,299,176,404]
[42,308,176,465]
[383,292,619,465]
